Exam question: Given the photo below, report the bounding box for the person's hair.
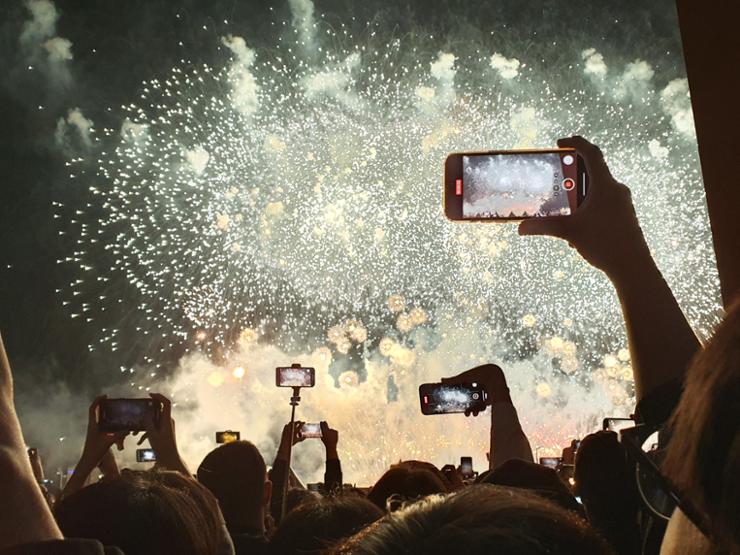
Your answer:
[663,297,740,551]
[367,461,449,511]
[285,486,319,515]
[54,469,224,555]
[269,494,384,554]
[197,440,267,525]
[479,458,582,515]
[330,484,614,555]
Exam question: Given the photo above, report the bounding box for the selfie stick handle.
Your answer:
[281,386,301,521]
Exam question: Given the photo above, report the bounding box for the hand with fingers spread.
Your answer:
[140,393,189,475]
[320,421,339,461]
[519,136,652,280]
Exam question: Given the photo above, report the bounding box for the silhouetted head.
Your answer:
[285,486,320,515]
[367,461,449,511]
[270,495,384,554]
[480,458,582,515]
[330,484,613,555]
[55,469,225,555]
[197,440,271,533]
[574,430,638,519]
[663,297,740,552]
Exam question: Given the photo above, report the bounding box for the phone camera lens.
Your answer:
[562,155,575,166]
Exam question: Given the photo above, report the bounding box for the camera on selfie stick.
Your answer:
[275,363,316,519]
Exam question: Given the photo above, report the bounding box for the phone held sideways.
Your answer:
[418,382,488,415]
[444,148,588,221]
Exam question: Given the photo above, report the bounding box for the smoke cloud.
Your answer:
[20,0,73,89]
[54,107,93,151]
[489,53,521,79]
[221,35,260,118]
[660,78,696,139]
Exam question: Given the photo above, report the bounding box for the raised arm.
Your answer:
[0,332,63,550]
[320,421,342,492]
[61,396,128,500]
[442,364,533,470]
[520,136,700,408]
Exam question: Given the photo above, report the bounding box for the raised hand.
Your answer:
[320,421,339,460]
[140,393,189,475]
[519,136,652,280]
[442,363,511,416]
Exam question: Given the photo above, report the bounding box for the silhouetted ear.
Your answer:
[263,479,273,508]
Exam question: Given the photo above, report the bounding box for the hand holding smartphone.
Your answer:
[419,382,488,415]
[444,148,587,221]
[299,423,322,439]
[98,398,159,432]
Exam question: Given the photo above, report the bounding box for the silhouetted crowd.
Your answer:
[1,137,737,555]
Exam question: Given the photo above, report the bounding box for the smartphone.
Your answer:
[276,365,315,388]
[216,430,241,444]
[539,456,562,469]
[136,448,157,463]
[418,382,488,415]
[99,398,158,432]
[300,423,322,439]
[602,417,634,433]
[460,456,473,478]
[444,148,588,221]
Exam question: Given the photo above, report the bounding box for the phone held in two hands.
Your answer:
[418,382,488,415]
[136,448,157,463]
[98,398,159,432]
[299,423,322,439]
[444,148,588,221]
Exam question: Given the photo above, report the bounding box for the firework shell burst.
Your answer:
[56,2,721,482]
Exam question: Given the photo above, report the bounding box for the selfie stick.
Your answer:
[281,365,303,521]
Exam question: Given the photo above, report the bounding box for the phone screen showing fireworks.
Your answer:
[539,456,562,469]
[444,149,587,220]
[460,456,473,478]
[276,366,316,387]
[602,417,634,433]
[216,430,240,444]
[300,423,322,439]
[99,398,158,432]
[136,448,157,463]
[418,382,487,415]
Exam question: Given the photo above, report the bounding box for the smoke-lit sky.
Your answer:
[0,0,722,482]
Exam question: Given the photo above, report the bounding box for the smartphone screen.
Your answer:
[460,456,473,477]
[602,417,634,433]
[300,423,322,439]
[99,398,157,432]
[418,382,487,415]
[136,448,157,463]
[216,430,240,444]
[539,456,562,469]
[276,366,316,387]
[444,149,587,220]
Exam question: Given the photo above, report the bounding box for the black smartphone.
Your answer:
[602,417,634,433]
[99,398,158,432]
[418,382,488,415]
[444,148,588,221]
[460,456,473,478]
[539,456,562,469]
[276,365,315,387]
[215,430,240,444]
[136,448,157,463]
[300,423,322,439]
